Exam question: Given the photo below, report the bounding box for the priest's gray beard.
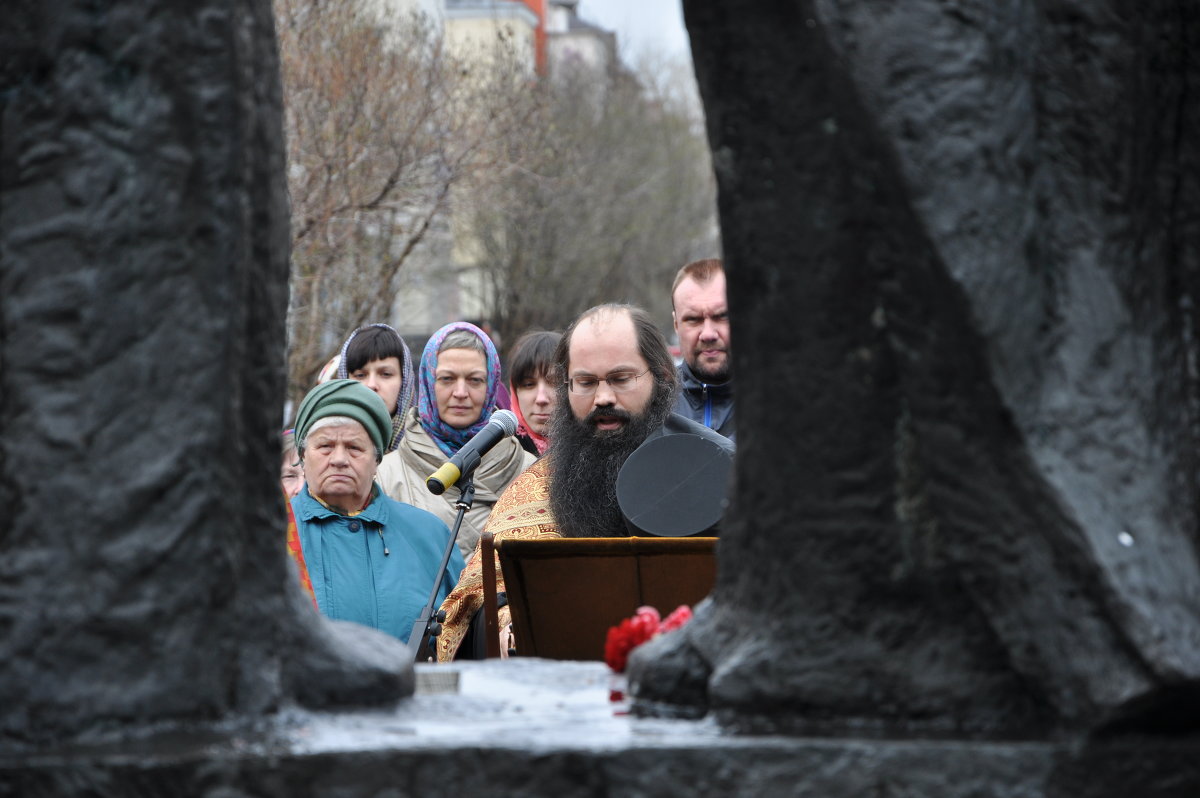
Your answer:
[547,382,673,538]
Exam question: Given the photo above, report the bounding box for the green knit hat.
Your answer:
[294,379,392,461]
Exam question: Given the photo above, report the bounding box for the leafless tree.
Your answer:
[276,1,716,400]
[459,56,720,348]
[275,0,526,406]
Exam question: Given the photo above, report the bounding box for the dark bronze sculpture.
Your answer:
[630,0,1200,739]
[3,0,1199,794]
[0,0,412,748]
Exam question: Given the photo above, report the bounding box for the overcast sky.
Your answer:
[577,0,691,65]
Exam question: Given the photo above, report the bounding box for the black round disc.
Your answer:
[617,433,733,537]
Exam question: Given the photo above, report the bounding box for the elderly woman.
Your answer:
[335,322,417,452]
[377,322,535,560]
[290,379,464,644]
[506,330,562,456]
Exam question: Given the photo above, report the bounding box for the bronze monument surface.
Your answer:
[2,1,1199,795]
[632,0,1200,747]
[0,0,413,750]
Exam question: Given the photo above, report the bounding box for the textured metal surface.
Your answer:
[630,0,1200,738]
[0,0,413,747]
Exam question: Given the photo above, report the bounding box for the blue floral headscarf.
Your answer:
[417,322,502,456]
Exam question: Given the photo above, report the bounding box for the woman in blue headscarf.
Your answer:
[376,322,535,561]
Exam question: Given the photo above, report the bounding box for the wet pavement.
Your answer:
[5,659,1197,797]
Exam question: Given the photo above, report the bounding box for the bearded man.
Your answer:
[436,304,732,660]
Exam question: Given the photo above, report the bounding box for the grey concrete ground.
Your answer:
[4,659,1196,797]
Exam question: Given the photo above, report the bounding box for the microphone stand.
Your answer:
[407,478,474,662]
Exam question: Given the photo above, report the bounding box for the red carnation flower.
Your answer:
[604,604,693,674]
[659,604,693,633]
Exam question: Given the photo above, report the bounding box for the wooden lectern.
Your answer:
[481,534,717,661]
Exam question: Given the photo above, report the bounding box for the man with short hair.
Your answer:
[436,304,732,660]
[290,379,464,644]
[671,258,735,440]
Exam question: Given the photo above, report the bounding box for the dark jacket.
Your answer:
[673,361,735,441]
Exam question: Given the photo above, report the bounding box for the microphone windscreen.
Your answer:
[490,409,518,436]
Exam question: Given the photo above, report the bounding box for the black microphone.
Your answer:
[425,409,518,495]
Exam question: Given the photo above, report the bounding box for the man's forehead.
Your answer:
[674,274,727,311]
[569,312,642,368]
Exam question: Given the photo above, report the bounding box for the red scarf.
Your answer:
[510,379,549,454]
[285,493,317,607]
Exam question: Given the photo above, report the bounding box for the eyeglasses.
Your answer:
[567,370,650,396]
